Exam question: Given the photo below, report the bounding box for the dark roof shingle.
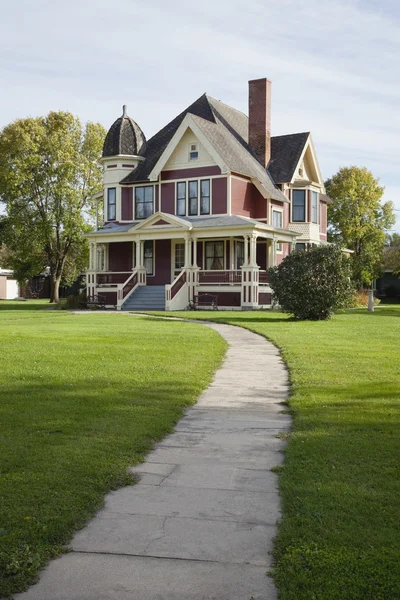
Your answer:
[268,132,310,183]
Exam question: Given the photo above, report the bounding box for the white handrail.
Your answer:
[117,270,139,308]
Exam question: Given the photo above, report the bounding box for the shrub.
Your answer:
[268,245,353,320]
[350,289,381,308]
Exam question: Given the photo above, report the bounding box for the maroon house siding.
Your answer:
[231,177,267,218]
[253,187,267,219]
[214,292,241,307]
[121,187,133,221]
[259,292,272,305]
[102,291,118,306]
[108,242,133,272]
[211,178,227,214]
[161,182,174,214]
[148,240,171,285]
[161,166,221,180]
[231,177,253,217]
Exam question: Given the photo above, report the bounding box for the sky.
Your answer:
[1,0,399,231]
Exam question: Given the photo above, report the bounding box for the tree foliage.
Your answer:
[0,112,106,301]
[325,166,395,286]
[383,233,400,275]
[268,245,353,320]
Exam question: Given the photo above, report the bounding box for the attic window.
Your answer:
[189,143,198,161]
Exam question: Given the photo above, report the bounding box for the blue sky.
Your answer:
[1,0,399,231]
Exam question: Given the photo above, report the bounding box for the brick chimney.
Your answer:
[248,78,272,167]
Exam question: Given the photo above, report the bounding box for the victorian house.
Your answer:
[86,78,331,310]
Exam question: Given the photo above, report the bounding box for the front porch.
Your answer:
[85,212,297,310]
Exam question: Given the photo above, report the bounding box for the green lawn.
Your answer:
[150,307,400,600]
[0,303,226,598]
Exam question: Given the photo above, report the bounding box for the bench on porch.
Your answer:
[78,294,107,310]
[190,293,218,310]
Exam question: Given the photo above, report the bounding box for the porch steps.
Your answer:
[121,285,165,311]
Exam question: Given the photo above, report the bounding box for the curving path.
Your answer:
[16,321,290,600]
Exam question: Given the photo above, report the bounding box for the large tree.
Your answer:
[326,166,395,286]
[384,233,400,275]
[0,111,106,302]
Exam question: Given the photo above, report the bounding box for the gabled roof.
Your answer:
[120,94,287,202]
[268,132,310,184]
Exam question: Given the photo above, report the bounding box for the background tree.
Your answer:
[268,245,353,320]
[383,233,400,275]
[325,166,395,287]
[0,112,106,302]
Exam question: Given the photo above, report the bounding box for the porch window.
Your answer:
[175,243,185,270]
[188,181,198,216]
[292,190,306,222]
[312,191,318,223]
[107,188,116,221]
[236,241,244,269]
[144,240,154,275]
[200,180,210,215]
[135,186,153,220]
[295,243,306,251]
[177,182,186,216]
[205,241,224,270]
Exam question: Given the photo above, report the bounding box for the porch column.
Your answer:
[184,236,191,268]
[135,240,140,269]
[192,238,198,268]
[244,235,249,265]
[230,239,235,270]
[140,241,144,268]
[249,235,258,267]
[271,240,277,266]
[290,241,296,254]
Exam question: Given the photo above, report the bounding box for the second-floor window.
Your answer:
[272,210,283,229]
[107,188,116,221]
[292,190,306,222]
[135,186,153,220]
[176,180,210,217]
[312,191,318,223]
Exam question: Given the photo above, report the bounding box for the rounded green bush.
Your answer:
[268,245,353,320]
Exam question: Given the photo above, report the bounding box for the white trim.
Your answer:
[271,206,284,253]
[148,114,229,180]
[131,211,192,232]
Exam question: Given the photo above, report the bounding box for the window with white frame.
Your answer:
[189,143,198,160]
[205,241,224,270]
[174,243,185,271]
[292,190,306,222]
[135,186,153,220]
[272,209,283,251]
[175,180,211,217]
[177,182,186,216]
[236,241,244,269]
[107,188,116,221]
[144,240,154,275]
[312,191,318,223]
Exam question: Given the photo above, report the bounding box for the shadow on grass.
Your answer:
[0,300,51,311]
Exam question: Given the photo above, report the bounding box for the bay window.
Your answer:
[135,186,153,220]
[292,190,306,222]
[107,188,116,221]
[312,191,318,223]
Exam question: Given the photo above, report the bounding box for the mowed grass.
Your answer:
[151,307,400,600]
[0,304,226,598]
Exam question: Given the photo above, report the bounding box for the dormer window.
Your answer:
[189,143,198,160]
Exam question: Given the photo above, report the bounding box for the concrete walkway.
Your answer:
[16,321,290,600]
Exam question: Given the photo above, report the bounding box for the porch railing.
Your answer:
[198,270,242,285]
[97,272,133,285]
[259,270,270,284]
[166,270,188,311]
[116,270,140,308]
